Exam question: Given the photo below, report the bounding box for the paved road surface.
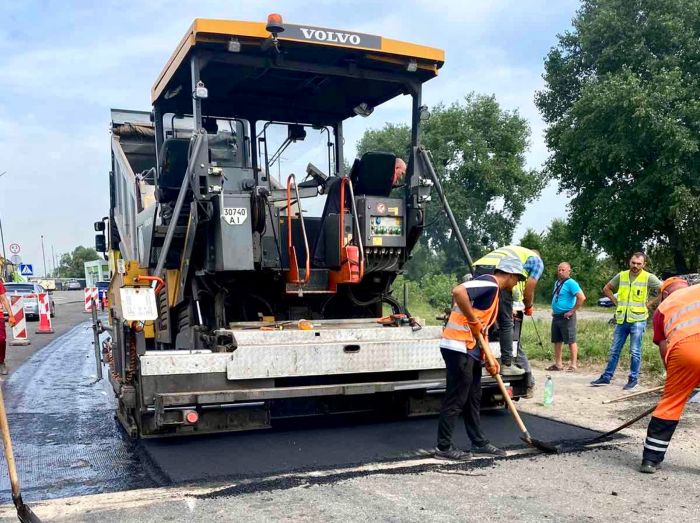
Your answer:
[1,306,603,509]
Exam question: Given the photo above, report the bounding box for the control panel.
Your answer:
[356,195,406,248]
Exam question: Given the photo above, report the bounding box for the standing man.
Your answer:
[591,252,661,390]
[435,257,526,460]
[639,277,700,473]
[474,245,544,396]
[0,278,18,375]
[547,262,586,371]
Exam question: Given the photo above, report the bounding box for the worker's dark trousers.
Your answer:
[643,417,678,464]
[437,348,488,451]
[497,289,534,386]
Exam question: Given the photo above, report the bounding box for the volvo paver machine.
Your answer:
[98,15,528,437]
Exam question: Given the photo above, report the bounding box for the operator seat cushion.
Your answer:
[350,151,396,197]
[157,138,190,200]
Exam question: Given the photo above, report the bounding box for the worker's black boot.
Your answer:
[434,447,472,461]
[639,460,659,474]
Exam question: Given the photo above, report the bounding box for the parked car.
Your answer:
[597,296,614,308]
[65,280,81,290]
[3,282,56,320]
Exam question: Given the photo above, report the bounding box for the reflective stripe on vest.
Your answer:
[659,285,700,361]
[440,279,500,353]
[615,270,650,324]
[474,245,535,268]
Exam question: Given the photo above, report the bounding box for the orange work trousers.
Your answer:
[653,333,700,421]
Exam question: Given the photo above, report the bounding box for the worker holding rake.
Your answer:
[435,256,525,461]
[640,277,700,473]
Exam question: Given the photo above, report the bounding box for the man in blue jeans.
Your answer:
[591,252,661,390]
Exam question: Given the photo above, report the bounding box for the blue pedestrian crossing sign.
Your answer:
[18,264,33,276]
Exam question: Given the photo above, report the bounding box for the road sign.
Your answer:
[9,243,20,255]
[9,254,22,265]
[18,263,33,276]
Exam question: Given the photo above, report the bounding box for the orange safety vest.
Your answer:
[658,284,700,363]
[440,277,500,353]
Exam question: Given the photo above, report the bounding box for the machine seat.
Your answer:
[156,138,190,202]
[349,151,396,197]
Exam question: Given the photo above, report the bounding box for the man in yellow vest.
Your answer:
[639,277,700,473]
[473,245,543,396]
[435,256,526,460]
[591,252,661,390]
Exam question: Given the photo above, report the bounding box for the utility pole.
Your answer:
[0,171,7,267]
[41,235,47,277]
[52,245,56,277]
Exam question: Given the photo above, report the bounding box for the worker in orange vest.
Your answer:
[640,277,700,473]
[434,256,526,461]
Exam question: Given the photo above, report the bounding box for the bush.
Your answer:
[419,273,459,310]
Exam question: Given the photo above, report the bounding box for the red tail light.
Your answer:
[185,410,199,424]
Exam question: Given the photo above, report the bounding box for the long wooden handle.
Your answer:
[602,385,665,404]
[0,386,21,499]
[475,331,529,436]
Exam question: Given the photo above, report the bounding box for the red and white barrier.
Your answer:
[84,287,98,313]
[9,295,30,346]
[36,293,54,334]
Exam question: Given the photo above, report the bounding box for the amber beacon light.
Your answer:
[266,13,285,34]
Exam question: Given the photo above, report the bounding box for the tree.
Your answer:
[519,219,616,302]
[56,246,101,278]
[357,94,545,274]
[536,0,700,273]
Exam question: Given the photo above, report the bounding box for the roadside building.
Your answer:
[84,259,110,288]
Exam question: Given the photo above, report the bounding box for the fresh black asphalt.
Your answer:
[0,316,603,503]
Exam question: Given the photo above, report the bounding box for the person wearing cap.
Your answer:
[0,279,18,375]
[639,277,700,473]
[435,256,525,461]
[473,246,543,395]
[591,252,661,390]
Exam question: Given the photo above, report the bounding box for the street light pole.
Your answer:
[41,235,47,277]
[0,171,7,268]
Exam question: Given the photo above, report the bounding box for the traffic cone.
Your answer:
[35,293,54,334]
[8,296,30,346]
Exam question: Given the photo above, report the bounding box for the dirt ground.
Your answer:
[2,361,697,522]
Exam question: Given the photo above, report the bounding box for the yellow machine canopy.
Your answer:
[151,17,445,125]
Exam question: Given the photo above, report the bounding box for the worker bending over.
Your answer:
[435,257,525,460]
[474,245,543,396]
[640,277,700,473]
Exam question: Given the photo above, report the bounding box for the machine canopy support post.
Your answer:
[416,147,474,274]
[91,299,103,381]
[190,53,203,131]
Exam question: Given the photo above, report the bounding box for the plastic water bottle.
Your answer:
[543,375,554,407]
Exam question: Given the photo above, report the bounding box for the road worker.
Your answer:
[591,252,661,390]
[0,279,18,375]
[435,256,526,460]
[640,277,700,473]
[473,245,543,396]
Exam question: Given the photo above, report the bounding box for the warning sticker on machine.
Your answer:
[222,207,248,225]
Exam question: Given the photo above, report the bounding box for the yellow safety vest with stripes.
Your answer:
[474,245,533,301]
[616,270,650,324]
[658,284,700,361]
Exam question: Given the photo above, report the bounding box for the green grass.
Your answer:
[520,318,665,378]
[397,292,665,377]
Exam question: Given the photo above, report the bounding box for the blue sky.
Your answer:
[0,0,580,275]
